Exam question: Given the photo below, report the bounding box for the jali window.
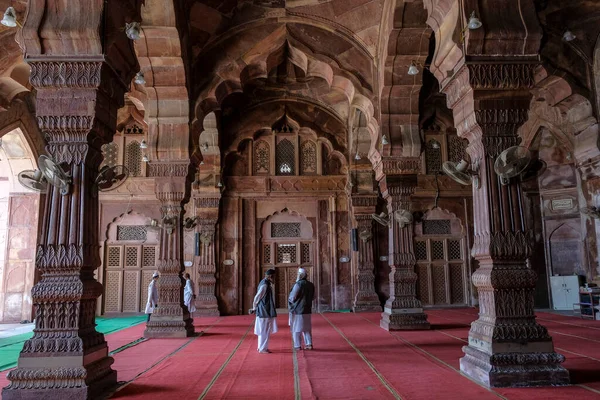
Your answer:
[276,139,295,175]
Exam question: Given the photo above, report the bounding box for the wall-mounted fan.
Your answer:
[183,217,198,231]
[18,170,47,193]
[393,209,413,228]
[581,206,600,219]
[494,146,531,185]
[442,160,480,188]
[148,217,176,235]
[371,212,391,227]
[95,165,129,192]
[18,155,71,195]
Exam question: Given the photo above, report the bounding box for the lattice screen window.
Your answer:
[117,225,147,241]
[142,246,156,267]
[300,141,317,175]
[126,141,142,177]
[301,243,311,264]
[417,264,429,304]
[107,246,121,267]
[254,140,270,175]
[448,240,462,260]
[415,241,427,261]
[450,264,465,303]
[276,139,295,175]
[124,246,139,268]
[101,142,119,169]
[448,135,468,163]
[432,266,447,303]
[271,223,301,238]
[431,240,444,260]
[263,244,272,264]
[277,244,297,264]
[425,139,442,174]
[422,220,451,235]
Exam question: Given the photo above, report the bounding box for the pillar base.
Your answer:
[460,345,570,388]
[353,294,382,313]
[2,356,116,400]
[144,316,194,338]
[380,310,430,331]
[195,308,220,317]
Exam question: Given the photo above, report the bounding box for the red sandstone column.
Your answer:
[194,196,220,316]
[379,175,429,330]
[2,60,129,399]
[144,172,194,338]
[351,196,381,312]
[443,63,569,387]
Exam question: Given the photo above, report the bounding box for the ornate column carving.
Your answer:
[379,175,430,330]
[144,170,194,338]
[443,62,569,387]
[194,196,221,316]
[2,60,128,399]
[351,196,381,312]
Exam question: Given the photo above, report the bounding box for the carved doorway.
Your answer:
[413,208,469,307]
[103,212,159,314]
[260,209,315,310]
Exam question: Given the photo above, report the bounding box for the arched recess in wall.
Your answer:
[548,223,583,276]
[101,211,160,315]
[413,207,470,307]
[260,209,315,309]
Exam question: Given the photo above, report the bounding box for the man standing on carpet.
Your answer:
[145,272,159,322]
[184,273,197,317]
[288,268,315,350]
[251,268,278,354]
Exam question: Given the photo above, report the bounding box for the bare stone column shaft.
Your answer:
[443,63,569,387]
[379,175,429,330]
[351,195,381,312]
[2,60,128,399]
[144,172,194,338]
[194,196,220,316]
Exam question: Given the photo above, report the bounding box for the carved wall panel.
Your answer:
[101,142,119,169]
[300,141,317,175]
[253,140,270,175]
[125,140,142,177]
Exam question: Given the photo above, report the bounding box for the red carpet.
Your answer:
[1,310,600,399]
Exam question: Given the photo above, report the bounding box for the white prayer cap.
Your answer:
[298,268,307,277]
[152,271,159,278]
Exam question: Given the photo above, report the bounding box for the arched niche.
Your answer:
[548,223,583,277]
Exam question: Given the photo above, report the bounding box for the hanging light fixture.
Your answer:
[140,140,148,149]
[407,62,419,76]
[431,141,440,149]
[467,11,482,30]
[563,30,576,42]
[142,154,149,162]
[125,22,141,40]
[354,152,361,161]
[217,181,223,188]
[1,7,19,27]
[134,71,146,85]
[381,135,389,145]
[200,160,204,165]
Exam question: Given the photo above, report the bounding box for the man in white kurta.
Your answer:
[184,273,197,316]
[145,272,159,321]
[288,268,315,350]
[252,268,278,354]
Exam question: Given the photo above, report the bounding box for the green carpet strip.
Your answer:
[0,314,147,371]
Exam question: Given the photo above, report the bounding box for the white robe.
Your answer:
[184,279,196,313]
[253,281,278,336]
[144,280,159,314]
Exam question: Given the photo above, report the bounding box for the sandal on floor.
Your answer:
[258,350,271,354]
[305,345,313,350]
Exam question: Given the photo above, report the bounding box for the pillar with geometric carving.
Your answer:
[144,172,194,338]
[2,60,130,399]
[194,196,220,316]
[443,63,569,387]
[379,175,430,330]
[351,195,381,312]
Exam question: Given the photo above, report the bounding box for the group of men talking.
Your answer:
[145,267,315,354]
[251,267,315,354]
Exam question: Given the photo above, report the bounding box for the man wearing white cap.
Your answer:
[251,268,278,353]
[145,272,159,321]
[288,267,315,350]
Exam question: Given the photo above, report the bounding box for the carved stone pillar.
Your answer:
[144,169,194,338]
[2,60,128,399]
[351,196,381,312]
[379,175,429,330]
[443,63,569,387]
[194,196,220,316]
